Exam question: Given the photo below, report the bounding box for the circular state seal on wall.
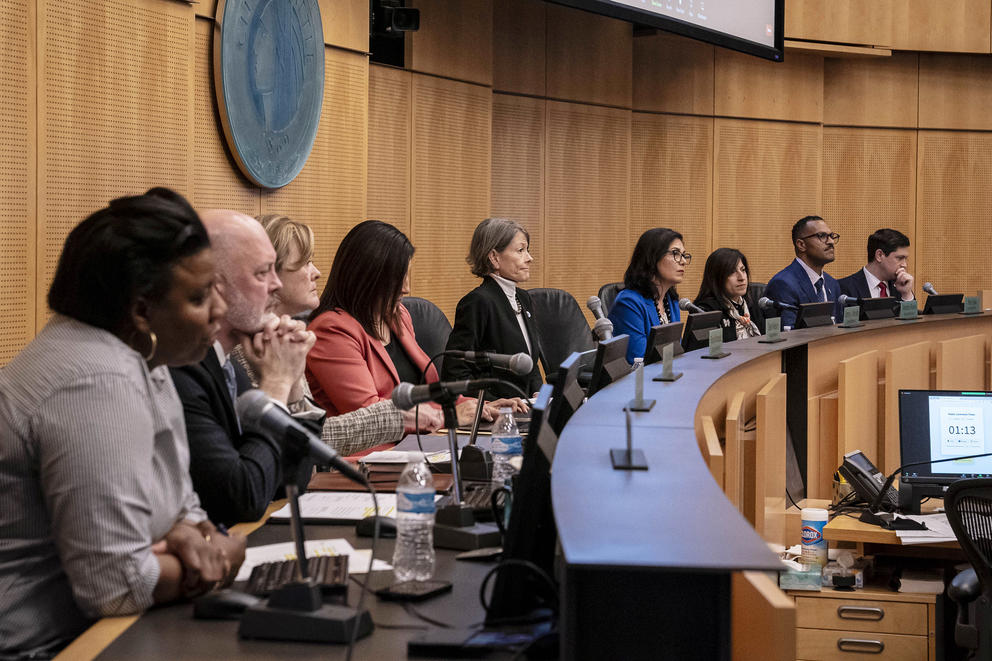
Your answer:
[214,0,324,189]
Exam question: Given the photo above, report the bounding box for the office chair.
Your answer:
[597,281,624,316]
[747,281,766,306]
[527,288,595,377]
[945,478,992,658]
[401,296,452,373]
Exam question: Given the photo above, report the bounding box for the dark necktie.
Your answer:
[815,277,825,302]
[878,281,888,298]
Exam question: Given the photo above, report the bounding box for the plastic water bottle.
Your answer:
[490,407,523,486]
[393,456,435,582]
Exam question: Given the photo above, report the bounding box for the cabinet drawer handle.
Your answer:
[837,638,885,654]
[837,605,884,620]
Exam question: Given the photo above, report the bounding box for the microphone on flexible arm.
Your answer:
[391,378,509,411]
[678,298,704,314]
[837,294,857,308]
[868,450,992,515]
[236,389,367,486]
[758,296,799,312]
[444,350,533,376]
[923,282,939,296]
[586,296,614,341]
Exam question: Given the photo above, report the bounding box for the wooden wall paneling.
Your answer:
[410,74,491,317]
[632,32,714,116]
[883,340,932,474]
[919,54,992,130]
[823,53,919,128]
[917,131,992,295]
[544,101,630,316]
[191,18,259,215]
[407,0,493,86]
[712,119,821,284]
[367,64,412,236]
[491,93,545,287]
[699,415,725,490]
[631,113,712,301]
[38,0,195,324]
[755,373,787,544]
[714,50,823,124]
[731,572,795,661]
[936,334,987,390]
[317,0,369,53]
[545,3,632,108]
[785,0,893,48]
[0,0,35,365]
[891,0,992,54]
[821,128,917,291]
[838,350,879,464]
[492,0,545,96]
[725,391,746,512]
[261,47,369,278]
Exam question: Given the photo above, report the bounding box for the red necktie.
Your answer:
[878,282,888,298]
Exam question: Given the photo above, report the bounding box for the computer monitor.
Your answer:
[923,293,964,315]
[794,301,834,328]
[644,321,684,364]
[547,348,596,436]
[486,384,558,621]
[898,389,992,512]
[681,311,723,352]
[858,296,897,321]
[587,335,631,397]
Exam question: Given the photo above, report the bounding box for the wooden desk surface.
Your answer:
[824,513,959,549]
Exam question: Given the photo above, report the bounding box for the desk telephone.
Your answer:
[839,450,899,510]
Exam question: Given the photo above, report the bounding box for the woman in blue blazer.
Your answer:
[608,228,691,363]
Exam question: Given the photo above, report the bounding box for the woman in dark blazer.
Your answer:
[442,218,547,399]
[693,247,764,342]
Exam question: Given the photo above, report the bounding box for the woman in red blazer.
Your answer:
[306,220,515,430]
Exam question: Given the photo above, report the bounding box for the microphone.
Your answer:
[869,450,992,513]
[586,295,607,320]
[236,390,367,486]
[758,296,798,312]
[678,298,703,314]
[838,294,857,307]
[923,282,939,296]
[391,378,505,411]
[445,350,533,376]
[591,316,614,342]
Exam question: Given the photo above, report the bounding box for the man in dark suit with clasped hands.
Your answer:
[764,215,844,329]
[838,228,915,303]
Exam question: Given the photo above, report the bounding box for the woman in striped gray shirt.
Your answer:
[0,189,245,658]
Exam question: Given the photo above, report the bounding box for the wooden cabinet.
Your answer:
[789,586,937,660]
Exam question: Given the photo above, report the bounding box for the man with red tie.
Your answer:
[838,228,916,302]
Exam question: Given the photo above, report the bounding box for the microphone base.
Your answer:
[701,351,731,360]
[626,398,655,412]
[436,503,477,528]
[239,602,373,643]
[434,521,502,550]
[958,310,983,316]
[610,448,648,470]
[653,372,683,382]
[757,336,787,344]
[838,321,864,329]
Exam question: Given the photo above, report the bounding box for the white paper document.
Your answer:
[271,491,401,522]
[234,538,391,582]
[361,449,453,464]
[895,513,958,545]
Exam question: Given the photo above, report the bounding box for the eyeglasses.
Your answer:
[665,249,692,265]
[798,232,840,244]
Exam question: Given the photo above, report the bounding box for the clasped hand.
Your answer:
[241,314,316,404]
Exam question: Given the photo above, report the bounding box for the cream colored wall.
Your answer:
[3,0,992,364]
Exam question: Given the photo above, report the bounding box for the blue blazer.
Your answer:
[764,259,842,329]
[607,288,681,363]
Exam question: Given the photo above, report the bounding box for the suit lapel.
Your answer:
[790,260,818,301]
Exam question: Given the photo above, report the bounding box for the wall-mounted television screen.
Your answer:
[547,0,784,62]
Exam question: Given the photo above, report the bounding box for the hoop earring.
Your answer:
[142,331,158,362]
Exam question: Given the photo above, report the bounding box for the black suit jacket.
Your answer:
[838,269,908,301]
[694,294,766,343]
[441,277,547,399]
[170,350,313,526]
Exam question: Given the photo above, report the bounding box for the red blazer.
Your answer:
[306,304,444,416]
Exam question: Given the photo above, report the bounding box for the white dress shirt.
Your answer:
[490,273,533,355]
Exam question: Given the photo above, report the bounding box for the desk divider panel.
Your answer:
[936,333,987,390]
[755,373,787,544]
[724,391,746,511]
[980,290,992,311]
[883,340,932,474]
[731,571,795,661]
[813,394,839,499]
[700,415,725,490]
[838,350,880,465]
